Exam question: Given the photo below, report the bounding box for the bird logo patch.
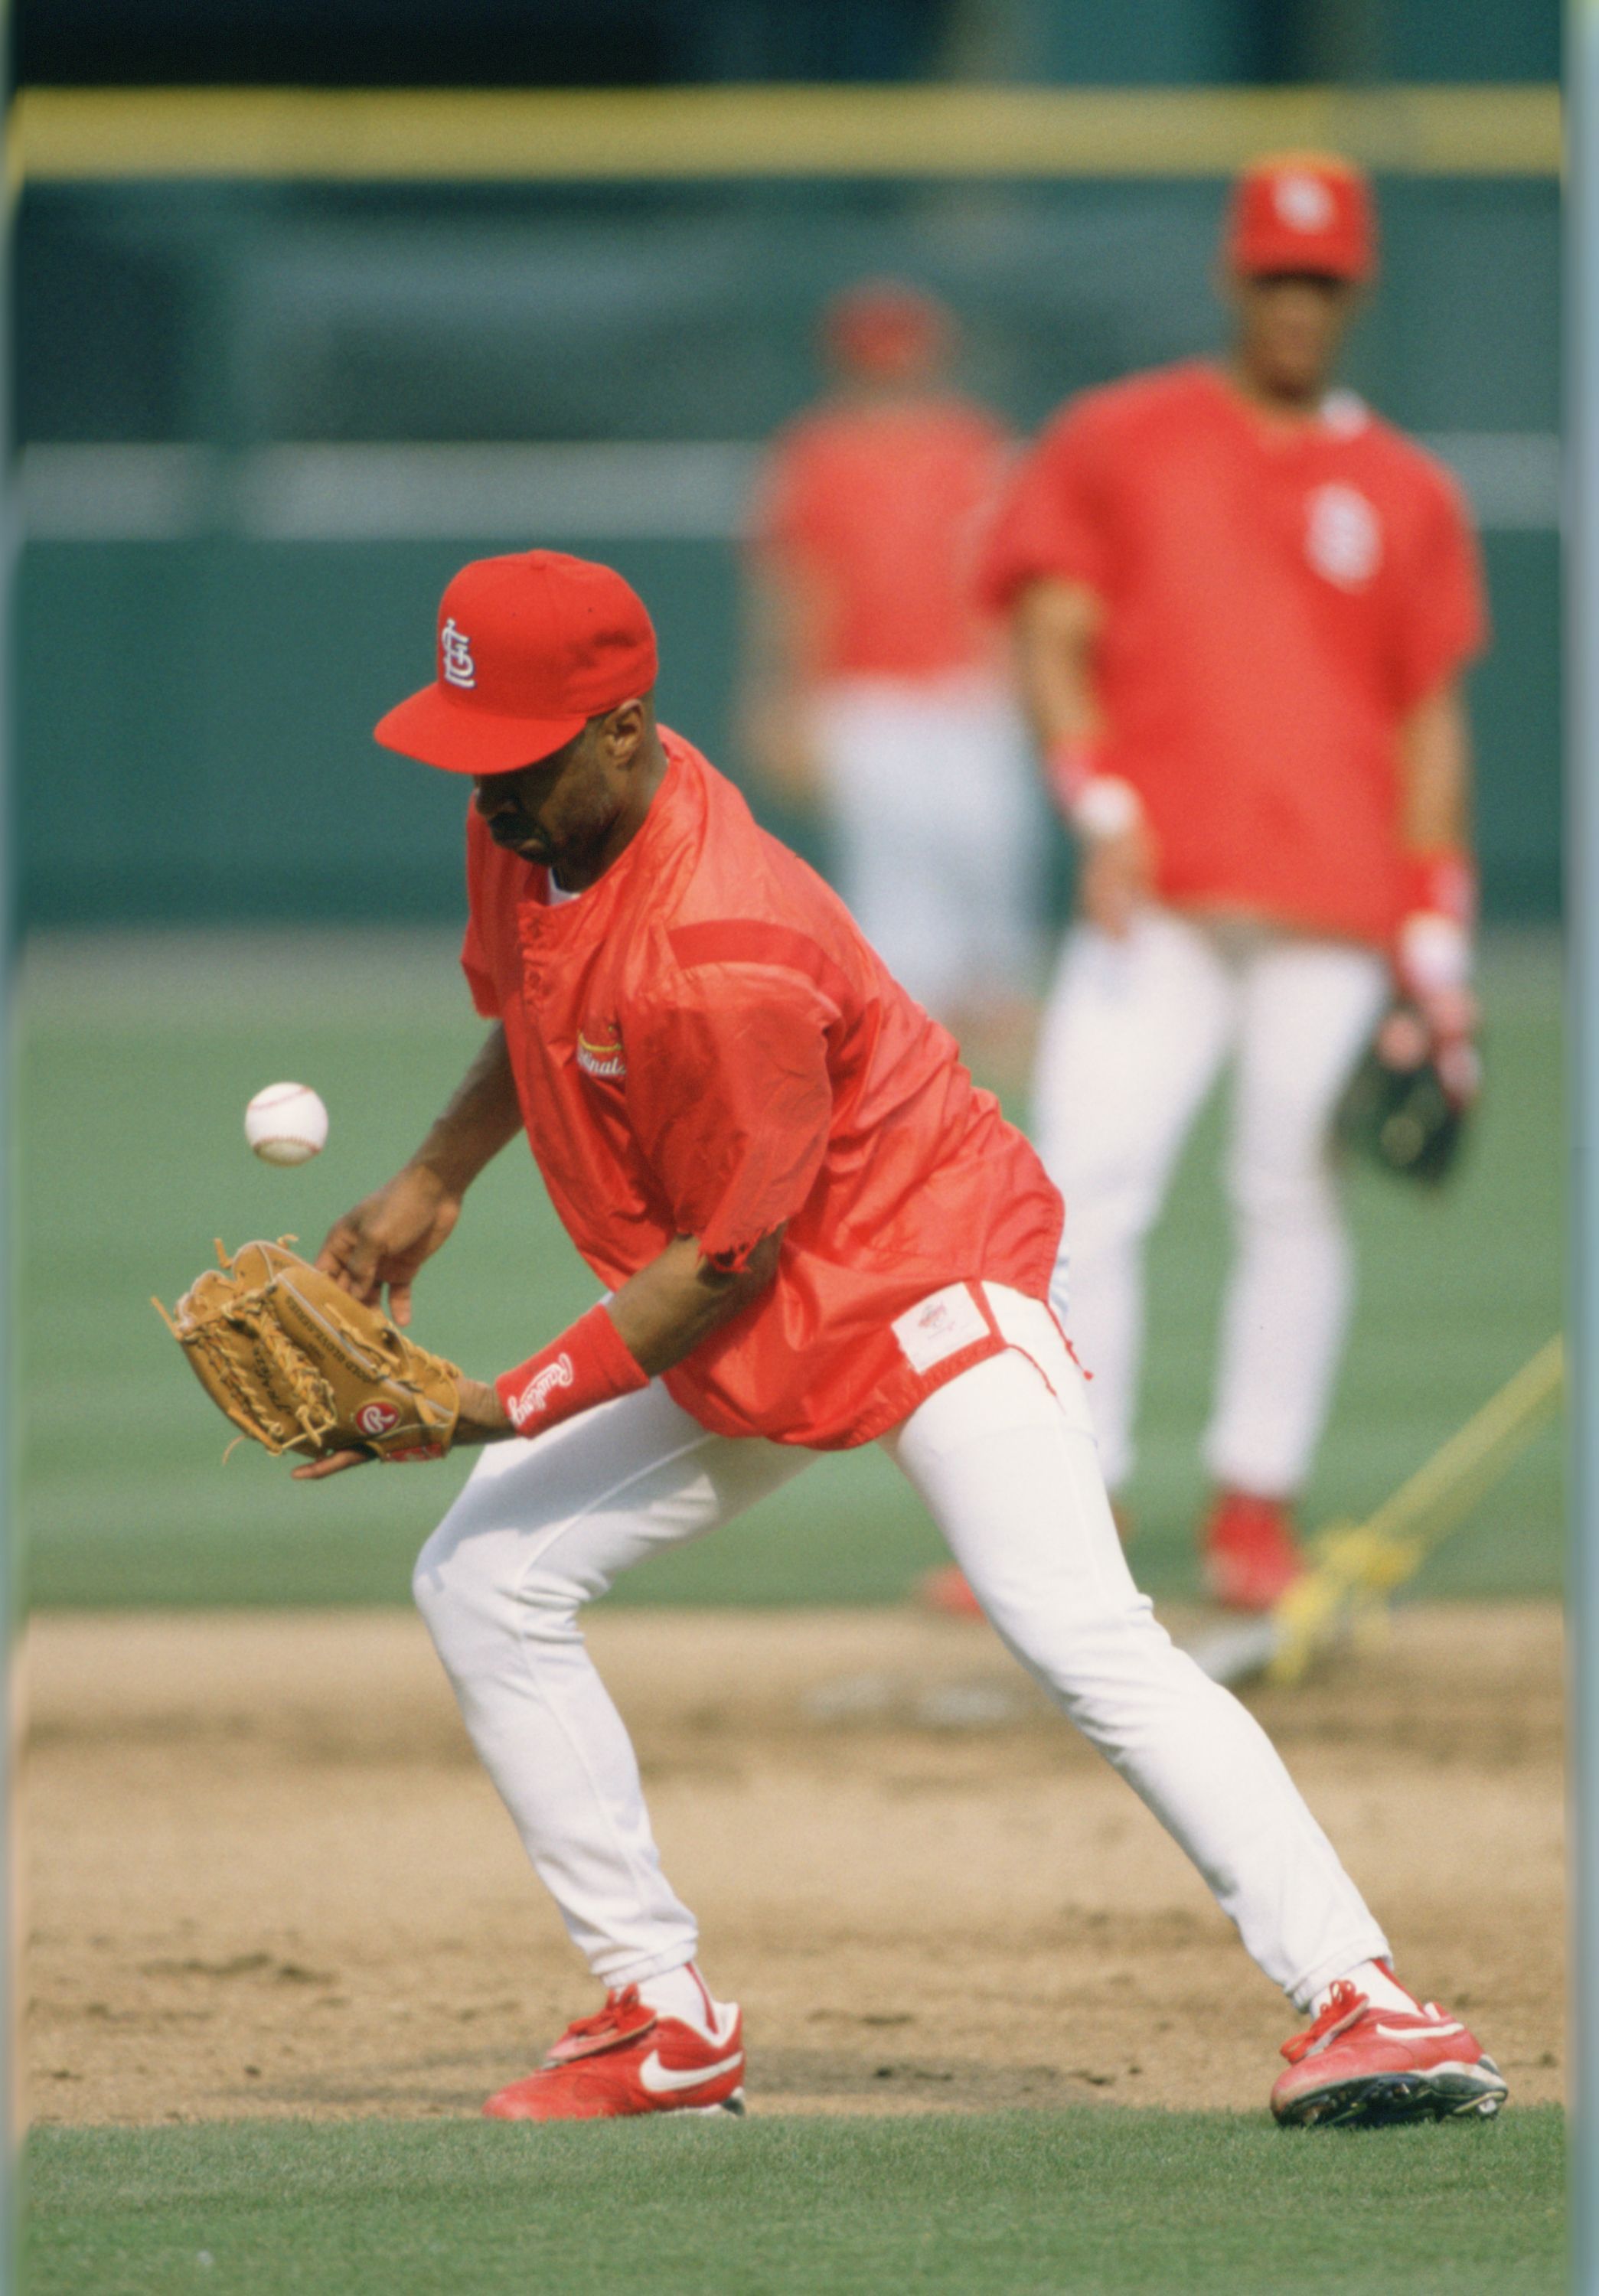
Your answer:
[1305,483,1382,589]
[576,1024,626,1081]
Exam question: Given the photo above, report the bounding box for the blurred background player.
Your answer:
[977,153,1487,1611]
[740,279,1039,1067]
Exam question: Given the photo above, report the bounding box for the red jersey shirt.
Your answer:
[981,363,1487,945]
[461,730,1062,1448]
[751,396,1011,681]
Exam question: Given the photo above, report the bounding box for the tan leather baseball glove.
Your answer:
[155,1237,462,1463]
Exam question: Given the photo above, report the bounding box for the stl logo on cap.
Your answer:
[1274,171,1336,233]
[1225,152,1375,284]
[374,550,660,778]
[440,617,476,690]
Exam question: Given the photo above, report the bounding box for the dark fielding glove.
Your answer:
[1335,1005,1468,1188]
[155,1237,462,1462]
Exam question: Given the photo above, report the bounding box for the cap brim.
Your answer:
[374,683,589,775]
[1232,240,1368,282]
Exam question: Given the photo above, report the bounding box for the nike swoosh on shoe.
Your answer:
[637,2049,744,2096]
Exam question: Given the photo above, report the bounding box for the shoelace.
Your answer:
[1280,1980,1369,2064]
[548,1985,652,2057]
[1281,1978,1452,2066]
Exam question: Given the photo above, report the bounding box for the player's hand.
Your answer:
[315,1163,463,1327]
[1382,987,1481,1111]
[290,1373,509,1480]
[450,1375,514,1448]
[290,1446,369,1482]
[1392,906,1480,1110]
[1080,820,1157,940]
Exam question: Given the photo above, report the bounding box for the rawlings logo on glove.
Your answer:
[155,1238,462,1463]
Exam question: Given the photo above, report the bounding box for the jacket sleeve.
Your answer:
[978,400,1113,611]
[625,953,835,1273]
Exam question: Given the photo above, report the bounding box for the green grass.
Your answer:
[23,2106,1566,2296]
[21,929,1563,1609]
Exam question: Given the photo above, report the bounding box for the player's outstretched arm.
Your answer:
[316,1023,523,1327]
[1398,680,1471,858]
[296,1224,788,1481]
[1010,575,1102,758]
[488,1228,788,1449]
[1012,577,1154,939]
[605,1230,786,1377]
[1393,680,1480,1107]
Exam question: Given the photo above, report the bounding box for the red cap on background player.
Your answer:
[824,279,952,383]
[375,549,659,776]
[1225,152,1376,283]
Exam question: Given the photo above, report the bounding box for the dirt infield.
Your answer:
[25,1603,1563,2125]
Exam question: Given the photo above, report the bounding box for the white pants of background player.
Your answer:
[1033,909,1389,1496]
[813,671,1040,1018]
[415,1284,1389,2014]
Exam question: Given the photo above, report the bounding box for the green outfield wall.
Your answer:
[17,527,1558,927]
[17,151,1561,928]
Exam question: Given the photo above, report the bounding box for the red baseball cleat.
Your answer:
[482,1985,746,2122]
[916,1562,986,1618]
[1271,1978,1508,2128]
[1201,1489,1306,1611]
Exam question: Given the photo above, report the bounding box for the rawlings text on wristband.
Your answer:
[495,1303,649,1437]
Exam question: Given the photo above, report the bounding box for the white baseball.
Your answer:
[245,1081,328,1166]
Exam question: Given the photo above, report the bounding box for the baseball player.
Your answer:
[741,279,1039,1049]
[974,152,1486,1612]
[308,546,1504,2129]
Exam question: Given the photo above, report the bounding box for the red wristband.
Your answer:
[495,1304,649,1437]
[1397,848,1477,931]
[1045,732,1101,814]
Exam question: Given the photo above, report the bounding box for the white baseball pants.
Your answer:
[1033,910,1389,1495]
[812,672,1041,1017]
[414,1285,1388,2013]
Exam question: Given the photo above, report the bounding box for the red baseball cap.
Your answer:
[1225,152,1376,283]
[824,280,952,382]
[374,550,659,777]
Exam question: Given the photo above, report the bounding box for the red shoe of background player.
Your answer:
[918,1506,1136,1619]
[1200,1489,1305,1611]
[482,1985,746,2122]
[916,1562,986,1618]
[1271,1977,1508,2128]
